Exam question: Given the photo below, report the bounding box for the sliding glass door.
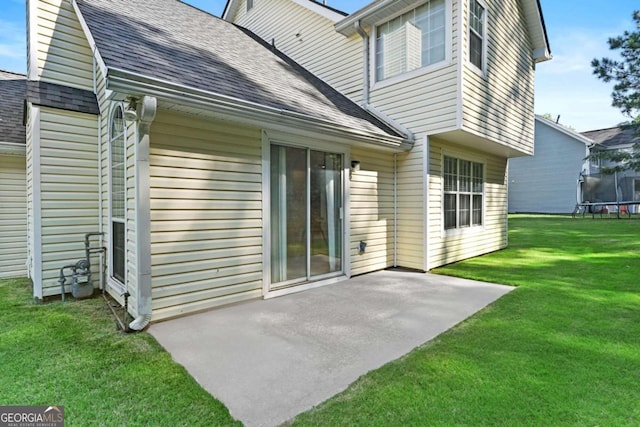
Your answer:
[270,145,343,288]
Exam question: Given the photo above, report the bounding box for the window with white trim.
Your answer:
[444,156,483,229]
[375,0,446,82]
[110,106,126,284]
[469,0,485,70]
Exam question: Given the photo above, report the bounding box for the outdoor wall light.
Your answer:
[123,98,138,121]
[351,160,361,172]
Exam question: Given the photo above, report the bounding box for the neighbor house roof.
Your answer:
[581,126,640,150]
[75,0,403,142]
[0,70,26,145]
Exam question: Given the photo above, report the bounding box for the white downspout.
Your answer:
[129,96,157,331]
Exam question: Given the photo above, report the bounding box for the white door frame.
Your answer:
[261,130,351,299]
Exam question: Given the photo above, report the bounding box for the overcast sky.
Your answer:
[0,0,633,131]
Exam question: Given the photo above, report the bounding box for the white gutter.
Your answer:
[106,68,412,152]
[335,0,397,35]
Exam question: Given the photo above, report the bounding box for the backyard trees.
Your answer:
[589,10,640,173]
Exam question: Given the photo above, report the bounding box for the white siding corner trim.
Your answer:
[423,135,430,272]
[30,106,43,299]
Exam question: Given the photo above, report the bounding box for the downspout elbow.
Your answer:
[129,314,152,332]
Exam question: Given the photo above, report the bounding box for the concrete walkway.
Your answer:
[149,270,513,427]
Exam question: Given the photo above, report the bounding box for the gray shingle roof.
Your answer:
[75,0,401,138]
[582,126,640,149]
[0,70,26,145]
[26,80,100,116]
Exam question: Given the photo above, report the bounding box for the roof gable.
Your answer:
[223,0,346,22]
[74,0,402,140]
[535,115,592,146]
[0,70,26,145]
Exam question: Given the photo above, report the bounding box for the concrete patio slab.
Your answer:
[149,270,513,427]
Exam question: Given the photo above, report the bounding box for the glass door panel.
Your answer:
[310,151,342,276]
[270,145,344,288]
[270,145,307,284]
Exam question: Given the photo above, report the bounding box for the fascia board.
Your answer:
[70,0,108,77]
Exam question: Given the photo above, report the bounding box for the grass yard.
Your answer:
[1,215,638,426]
[0,277,240,426]
[294,215,640,426]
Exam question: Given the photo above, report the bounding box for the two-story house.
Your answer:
[23,0,549,328]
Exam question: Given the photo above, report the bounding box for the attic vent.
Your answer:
[247,0,253,11]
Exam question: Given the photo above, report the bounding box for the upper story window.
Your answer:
[247,0,254,12]
[469,0,486,71]
[444,156,484,230]
[375,0,446,82]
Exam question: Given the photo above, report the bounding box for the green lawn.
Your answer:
[0,277,240,426]
[294,215,640,426]
[2,215,638,426]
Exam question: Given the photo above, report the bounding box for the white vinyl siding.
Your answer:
[37,108,100,296]
[427,138,507,268]
[149,111,263,320]
[349,147,394,275]
[0,155,27,278]
[461,0,535,154]
[231,0,364,102]
[30,0,94,90]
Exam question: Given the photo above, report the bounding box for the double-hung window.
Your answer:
[110,106,126,285]
[375,0,446,82]
[469,0,485,70]
[444,156,483,230]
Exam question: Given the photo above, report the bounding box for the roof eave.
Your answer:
[335,0,399,36]
[106,68,411,152]
[535,115,592,145]
[526,0,552,63]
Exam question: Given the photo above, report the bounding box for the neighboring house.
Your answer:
[0,70,27,278]
[26,0,550,328]
[508,115,592,213]
[582,126,640,204]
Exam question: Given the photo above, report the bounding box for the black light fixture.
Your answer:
[351,160,360,172]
